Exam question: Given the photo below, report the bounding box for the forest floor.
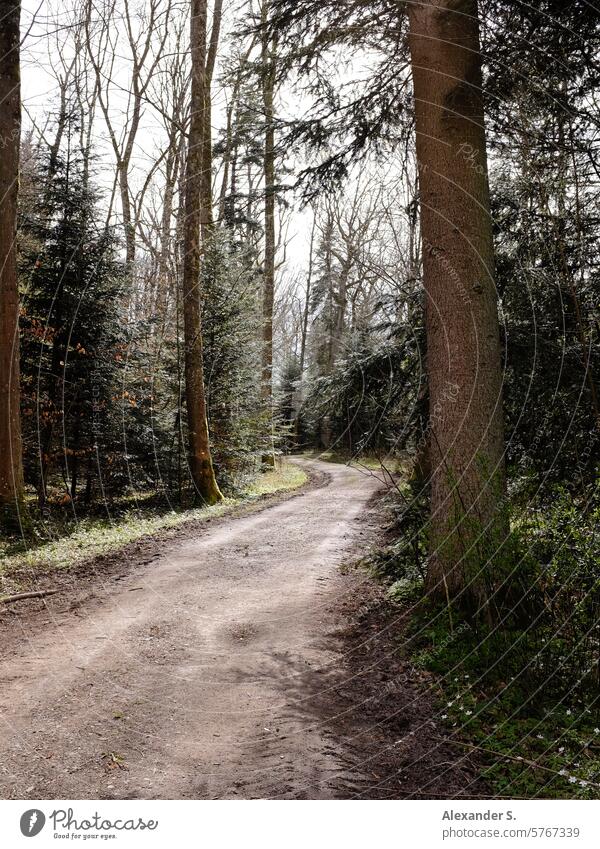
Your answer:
[0,458,482,799]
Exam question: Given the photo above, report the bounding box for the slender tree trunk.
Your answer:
[560,116,600,429]
[293,213,316,445]
[407,0,508,614]
[0,1,26,529]
[217,37,256,224]
[200,0,222,241]
[181,0,222,504]
[299,214,316,378]
[119,163,135,269]
[160,143,177,283]
[84,456,93,505]
[261,0,276,465]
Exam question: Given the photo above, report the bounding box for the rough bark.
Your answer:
[181,0,222,504]
[407,0,508,612]
[0,0,26,529]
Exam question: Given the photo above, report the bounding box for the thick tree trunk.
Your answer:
[407,0,508,613]
[261,0,276,465]
[181,0,222,505]
[0,1,26,529]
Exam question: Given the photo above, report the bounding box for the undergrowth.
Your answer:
[368,482,600,799]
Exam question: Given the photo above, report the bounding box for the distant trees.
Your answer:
[84,0,174,270]
[0,0,26,529]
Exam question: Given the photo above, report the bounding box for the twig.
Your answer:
[0,589,59,605]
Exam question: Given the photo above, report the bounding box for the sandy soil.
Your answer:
[0,459,390,799]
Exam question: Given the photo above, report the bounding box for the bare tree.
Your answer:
[298,210,316,380]
[216,36,258,223]
[85,0,172,269]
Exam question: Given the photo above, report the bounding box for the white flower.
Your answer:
[569,777,577,784]
[465,710,473,716]
[558,746,565,753]
[441,714,448,720]
[566,709,572,716]
[536,734,544,740]
[594,728,600,734]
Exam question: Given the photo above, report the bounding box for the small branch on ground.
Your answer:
[0,589,59,605]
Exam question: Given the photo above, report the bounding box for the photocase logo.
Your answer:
[19,809,46,837]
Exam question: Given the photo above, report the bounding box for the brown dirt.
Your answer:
[0,459,482,799]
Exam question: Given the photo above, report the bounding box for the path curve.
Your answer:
[0,459,384,799]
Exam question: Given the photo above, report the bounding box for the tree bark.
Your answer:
[407,0,508,613]
[181,0,223,504]
[261,0,276,465]
[0,0,26,529]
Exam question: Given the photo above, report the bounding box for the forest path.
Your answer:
[0,459,386,799]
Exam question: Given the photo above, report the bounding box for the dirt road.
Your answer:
[0,459,386,799]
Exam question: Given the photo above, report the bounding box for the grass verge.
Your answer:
[301,450,408,474]
[0,461,308,590]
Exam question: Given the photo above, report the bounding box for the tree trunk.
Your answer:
[200,0,222,241]
[299,213,316,379]
[118,163,135,270]
[181,0,223,505]
[261,0,276,465]
[0,0,26,530]
[407,0,508,614]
